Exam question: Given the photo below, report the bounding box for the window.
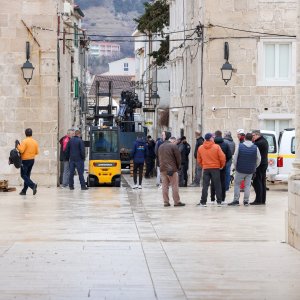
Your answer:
[291,137,295,154]
[124,63,129,72]
[262,133,277,153]
[257,39,296,86]
[74,23,78,48]
[91,130,118,154]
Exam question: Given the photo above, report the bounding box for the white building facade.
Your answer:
[133,30,171,138]
[168,0,297,141]
[102,57,135,76]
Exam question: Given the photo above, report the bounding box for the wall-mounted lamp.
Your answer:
[220,42,233,85]
[21,42,35,84]
[151,91,160,107]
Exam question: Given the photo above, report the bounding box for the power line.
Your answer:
[209,23,296,38]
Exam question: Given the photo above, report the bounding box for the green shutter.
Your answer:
[74,23,78,48]
[74,78,79,98]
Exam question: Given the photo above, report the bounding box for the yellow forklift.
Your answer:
[87,80,121,187]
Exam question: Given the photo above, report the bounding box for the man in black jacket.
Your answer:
[145,135,156,178]
[66,129,88,190]
[251,130,269,205]
[178,136,191,187]
[211,130,232,202]
[189,130,204,187]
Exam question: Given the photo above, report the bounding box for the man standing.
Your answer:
[251,130,269,205]
[158,134,185,207]
[66,129,88,190]
[211,130,232,202]
[228,133,261,206]
[189,130,204,187]
[59,129,74,188]
[145,135,156,178]
[131,134,147,189]
[223,131,235,191]
[16,128,39,195]
[178,136,191,187]
[155,131,166,187]
[197,133,226,207]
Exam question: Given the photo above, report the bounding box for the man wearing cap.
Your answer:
[197,133,226,206]
[237,129,245,143]
[158,133,185,207]
[190,130,204,187]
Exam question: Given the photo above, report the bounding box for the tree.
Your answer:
[134,0,169,66]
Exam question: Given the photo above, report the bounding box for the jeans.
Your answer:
[69,160,86,188]
[233,172,253,203]
[179,163,188,187]
[156,166,161,185]
[62,161,70,186]
[225,159,232,191]
[201,169,222,204]
[211,167,226,201]
[133,162,144,185]
[20,159,35,192]
[193,164,202,185]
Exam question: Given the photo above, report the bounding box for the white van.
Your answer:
[260,130,279,181]
[261,128,295,182]
[276,128,296,181]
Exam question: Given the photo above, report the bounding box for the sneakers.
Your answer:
[244,201,249,206]
[217,202,227,207]
[133,184,138,189]
[174,202,185,207]
[19,191,26,195]
[197,202,207,207]
[33,184,37,195]
[138,185,142,189]
[228,201,240,206]
[164,203,171,207]
[81,186,89,190]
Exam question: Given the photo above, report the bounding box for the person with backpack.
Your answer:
[59,129,75,188]
[16,128,39,195]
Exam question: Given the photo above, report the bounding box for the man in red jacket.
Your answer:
[197,133,226,206]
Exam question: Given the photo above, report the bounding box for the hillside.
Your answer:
[77,0,145,36]
[76,0,147,74]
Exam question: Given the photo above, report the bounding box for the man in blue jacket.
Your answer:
[131,134,147,189]
[228,133,261,206]
[66,129,88,190]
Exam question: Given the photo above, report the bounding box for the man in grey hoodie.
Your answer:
[228,133,261,206]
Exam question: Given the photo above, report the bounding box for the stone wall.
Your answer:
[0,1,59,186]
[287,0,300,251]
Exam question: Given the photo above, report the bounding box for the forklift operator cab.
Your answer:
[88,127,121,187]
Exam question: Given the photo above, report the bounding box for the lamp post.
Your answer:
[220,42,233,85]
[21,42,34,85]
[151,92,160,138]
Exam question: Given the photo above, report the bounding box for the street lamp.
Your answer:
[21,42,34,85]
[151,92,160,107]
[220,42,233,85]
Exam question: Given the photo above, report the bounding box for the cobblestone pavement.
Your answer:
[0,175,299,300]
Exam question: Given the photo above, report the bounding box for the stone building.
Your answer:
[0,0,88,186]
[288,2,300,251]
[168,0,297,142]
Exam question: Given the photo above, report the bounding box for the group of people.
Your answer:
[131,128,269,208]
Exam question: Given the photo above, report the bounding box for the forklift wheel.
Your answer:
[88,177,96,187]
[114,179,121,187]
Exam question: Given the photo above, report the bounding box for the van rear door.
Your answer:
[277,129,295,181]
[261,130,278,182]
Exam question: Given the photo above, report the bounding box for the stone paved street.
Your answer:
[0,175,300,300]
